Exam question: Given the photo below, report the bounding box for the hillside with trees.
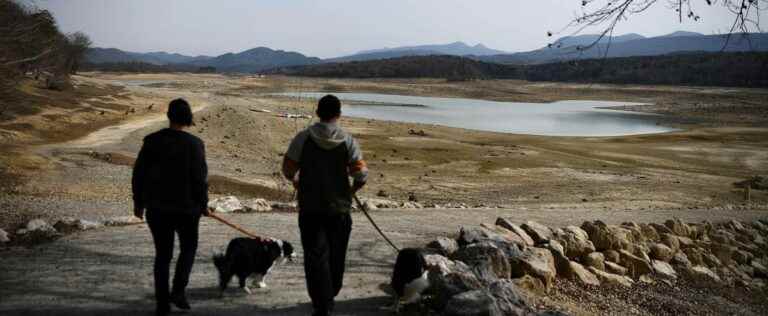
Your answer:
[0,0,92,94]
[270,55,521,80]
[272,52,768,88]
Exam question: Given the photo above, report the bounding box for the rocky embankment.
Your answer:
[410,217,768,315]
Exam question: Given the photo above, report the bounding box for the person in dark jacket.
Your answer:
[283,94,368,316]
[132,98,209,316]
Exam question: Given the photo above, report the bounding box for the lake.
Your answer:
[274,92,677,137]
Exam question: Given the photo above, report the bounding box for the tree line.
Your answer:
[271,52,768,88]
[1,0,92,94]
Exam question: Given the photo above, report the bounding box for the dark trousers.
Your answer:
[146,210,201,307]
[299,212,352,312]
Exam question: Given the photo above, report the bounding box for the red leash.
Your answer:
[207,212,262,240]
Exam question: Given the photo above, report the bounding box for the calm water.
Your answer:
[274,92,677,136]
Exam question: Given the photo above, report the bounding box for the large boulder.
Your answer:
[581,221,633,252]
[709,243,736,266]
[521,221,554,245]
[543,240,570,277]
[649,243,675,262]
[495,218,535,246]
[510,247,557,288]
[681,265,722,287]
[487,280,533,316]
[583,252,605,271]
[458,226,515,247]
[427,258,483,310]
[427,237,460,256]
[652,260,678,280]
[443,290,501,316]
[619,250,653,277]
[555,226,596,259]
[650,223,673,235]
[208,196,244,213]
[588,267,634,287]
[733,250,753,265]
[567,261,601,286]
[665,218,692,238]
[709,229,737,245]
[453,242,511,279]
[53,217,102,234]
[483,223,533,247]
[751,261,768,278]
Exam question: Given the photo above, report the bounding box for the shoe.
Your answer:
[155,304,170,316]
[170,291,191,310]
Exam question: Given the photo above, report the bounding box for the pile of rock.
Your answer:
[10,217,109,245]
[207,196,273,213]
[416,217,768,315]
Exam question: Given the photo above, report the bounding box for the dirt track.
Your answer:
[2,208,767,316]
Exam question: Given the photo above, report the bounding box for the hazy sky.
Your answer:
[35,0,760,58]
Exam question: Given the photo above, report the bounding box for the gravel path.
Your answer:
[1,208,766,316]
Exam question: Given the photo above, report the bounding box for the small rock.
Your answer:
[583,252,605,271]
[0,228,9,243]
[443,290,501,316]
[660,233,680,251]
[104,216,145,227]
[54,217,102,233]
[243,198,272,212]
[376,190,389,197]
[511,275,546,296]
[733,250,753,265]
[665,217,692,238]
[650,243,675,262]
[671,252,692,267]
[652,260,678,279]
[603,249,620,263]
[568,261,601,286]
[605,261,628,275]
[588,267,634,287]
[619,249,653,277]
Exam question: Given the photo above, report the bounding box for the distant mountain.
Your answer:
[189,47,321,72]
[477,32,768,65]
[270,55,519,79]
[86,47,320,73]
[327,41,507,63]
[551,33,645,48]
[85,48,211,65]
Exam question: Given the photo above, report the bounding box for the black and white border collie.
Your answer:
[389,248,431,312]
[213,237,295,296]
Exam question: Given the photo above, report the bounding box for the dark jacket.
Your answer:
[132,128,208,215]
[283,122,368,214]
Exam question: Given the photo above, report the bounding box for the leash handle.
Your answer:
[353,194,400,253]
[208,212,262,240]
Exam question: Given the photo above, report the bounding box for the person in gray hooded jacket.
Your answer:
[283,94,367,316]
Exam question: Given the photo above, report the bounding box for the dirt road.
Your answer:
[2,208,766,316]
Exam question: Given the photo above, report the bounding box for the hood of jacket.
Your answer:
[307,122,347,150]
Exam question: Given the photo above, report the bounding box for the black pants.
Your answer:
[146,210,201,307]
[299,212,352,312]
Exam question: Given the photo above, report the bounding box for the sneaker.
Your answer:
[170,292,191,310]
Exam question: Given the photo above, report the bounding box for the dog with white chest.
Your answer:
[213,237,295,296]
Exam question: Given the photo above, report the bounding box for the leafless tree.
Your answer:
[552,0,767,54]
